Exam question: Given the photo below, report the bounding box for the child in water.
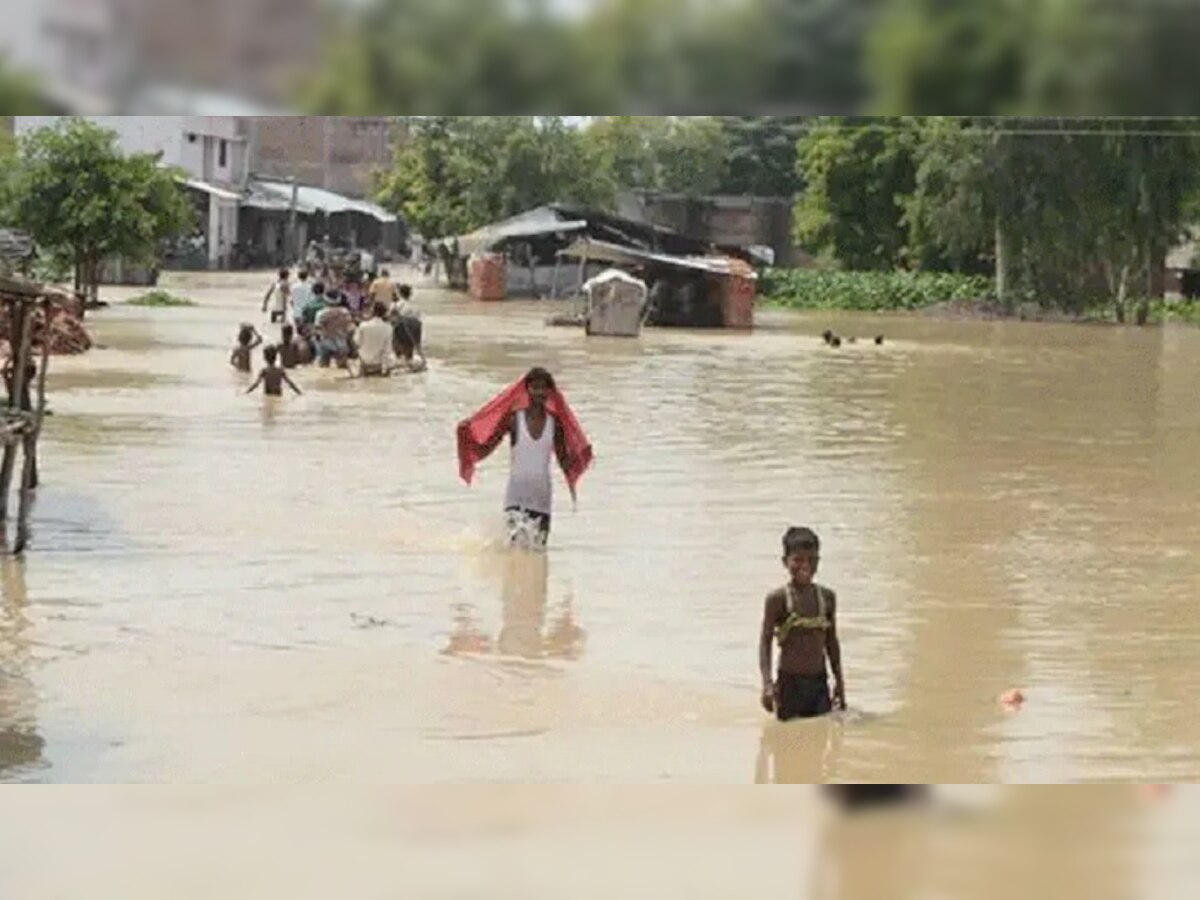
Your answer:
[230,324,263,373]
[277,324,308,369]
[759,527,845,721]
[246,345,302,397]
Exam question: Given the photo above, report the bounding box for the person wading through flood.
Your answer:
[457,368,593,549]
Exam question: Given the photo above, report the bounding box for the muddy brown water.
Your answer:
[1,271,1199,895]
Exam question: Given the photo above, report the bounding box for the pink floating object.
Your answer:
[1140,784,1171,803]
[999,689,1026,709]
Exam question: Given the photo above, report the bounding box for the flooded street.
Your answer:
[4,271,1200,898]
[3,269,1200,788]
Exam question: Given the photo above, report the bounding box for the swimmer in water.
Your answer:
[230,324,262,373]
[759,526,846,721]
[246,345,302,397]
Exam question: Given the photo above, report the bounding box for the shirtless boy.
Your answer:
[246,345,302,397]
[759,527,845,721]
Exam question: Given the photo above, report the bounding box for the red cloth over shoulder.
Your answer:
[457,379,593,500]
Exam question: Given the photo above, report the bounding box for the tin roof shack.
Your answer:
[239,179,402,269]
[560,239,757,330]
[444,204,754,301]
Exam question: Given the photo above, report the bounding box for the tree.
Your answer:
[657,117,729,197]
[793,118,921,270]
[0,59,46,115]
[717,116,808,197]
[583,117,667,192]
[11,119,192,300]
[908,118,1200,316]
[375,117,615,238]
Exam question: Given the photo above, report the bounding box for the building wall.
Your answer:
[14,115,247,186]
[622,192,811,268]
[248,117,403,199]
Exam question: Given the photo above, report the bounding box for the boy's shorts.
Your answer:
[505,507,550,550]
[775,672,832,722]
[270,310,286,324]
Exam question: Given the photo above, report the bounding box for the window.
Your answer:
[219,139,228,168]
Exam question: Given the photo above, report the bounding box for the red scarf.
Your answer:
[457,380,593,500]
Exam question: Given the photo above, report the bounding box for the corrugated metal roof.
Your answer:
[179,178,243,202]
[250,180,397,223]
[454,206,588,255]
[560,238,757,278]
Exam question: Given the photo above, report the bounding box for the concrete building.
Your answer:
[15,116,249,268]
[247,117,404,199]
[33,0,319,111]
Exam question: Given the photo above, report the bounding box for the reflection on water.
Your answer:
[445,548,586,662]
[754,719,843,784]
[0,559,43,779]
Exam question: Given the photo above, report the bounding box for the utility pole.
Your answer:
[288,174,299,265]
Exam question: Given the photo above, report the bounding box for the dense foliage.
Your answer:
[7,120,192,300]
[760,269,995,312]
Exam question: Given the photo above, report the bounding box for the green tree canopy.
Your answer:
[717,117,808,197]
[793,118,921,270]
[582,116,730,197]
[11,119,192,297]
[376,117,614,238]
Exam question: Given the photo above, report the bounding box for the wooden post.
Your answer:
[0,300,31,531]
[14,301,48,554]
[14,435,35,555]
[550,255,562,301]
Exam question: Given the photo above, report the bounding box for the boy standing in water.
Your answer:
[759,527,845,721]
[262,269,292,324]
[246,345,302,397]
[230,324,263,372]
[277,324,308,369]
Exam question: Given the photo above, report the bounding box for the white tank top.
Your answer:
[504,410,555,514]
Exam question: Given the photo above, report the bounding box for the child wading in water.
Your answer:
[759,527,845,721]
[230,324,263,373]
[246,345,302,397]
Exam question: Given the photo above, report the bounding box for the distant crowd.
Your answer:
[232,267,426,395]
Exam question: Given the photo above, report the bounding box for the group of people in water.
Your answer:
[231,267,427,395]
[233,270,854,741]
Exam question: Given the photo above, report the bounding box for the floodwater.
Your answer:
[2,271,1200,895]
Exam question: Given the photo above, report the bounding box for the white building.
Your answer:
[14,116,248,267]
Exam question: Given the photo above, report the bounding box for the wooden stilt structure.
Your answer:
[0,277,54,555]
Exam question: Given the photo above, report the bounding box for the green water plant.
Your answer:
[126,290,195,308]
